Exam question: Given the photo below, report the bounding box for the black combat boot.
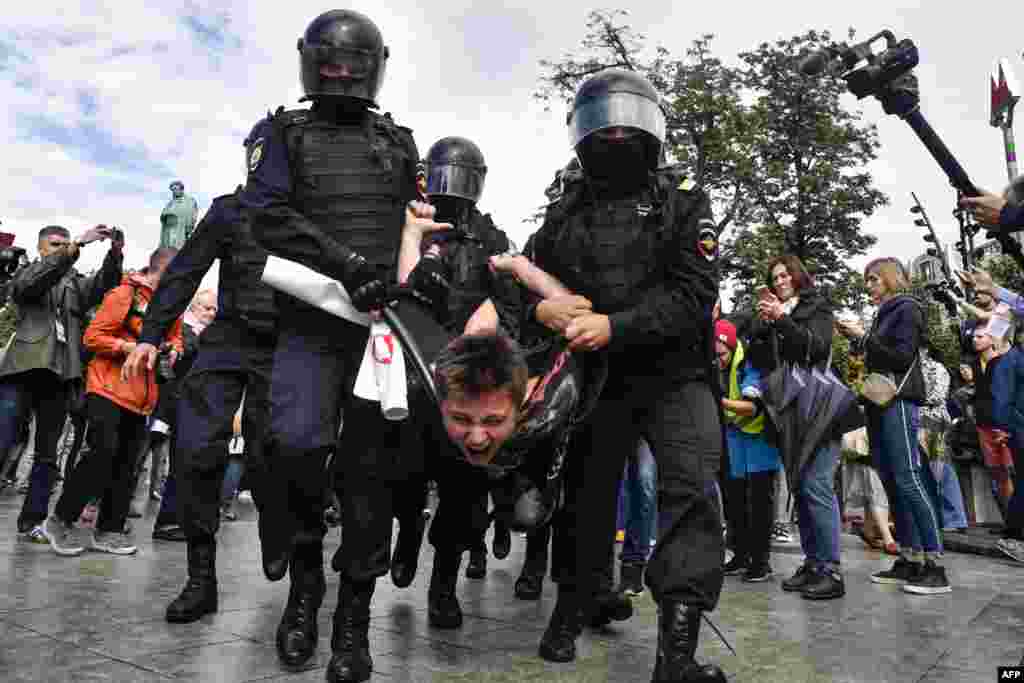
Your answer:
[538,584,583,663]
[428,552,463,629]
[515,525,550,600]
[275,544,325,669]
[326,579,375,683]
[390,513,426,588]
[165,539,218,623]
[589,557,633,628]
[652,602,726,683]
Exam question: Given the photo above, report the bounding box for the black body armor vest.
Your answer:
[276,108,415,275]
[218,194,278,336]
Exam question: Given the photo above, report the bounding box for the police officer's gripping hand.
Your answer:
[565,313,611,352]
[960,192,1006,227]
[535,295,593,334]
[404,200,453,238]
[122,342,160,383]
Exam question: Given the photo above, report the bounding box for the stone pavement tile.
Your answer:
[370,637,654,683]
[52,616,244,660]
[919,665,990,683]
[936,635,1024,674]
[124,637,331,680]
[0,631,118,682]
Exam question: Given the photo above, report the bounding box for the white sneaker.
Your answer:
[42,516,85,556]
[91,531,137,555]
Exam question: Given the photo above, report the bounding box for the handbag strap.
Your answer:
[894,353,920,394]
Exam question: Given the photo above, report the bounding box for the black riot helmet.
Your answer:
[423,137,487,204]
[297,10,389,107]
[568,68,666,178]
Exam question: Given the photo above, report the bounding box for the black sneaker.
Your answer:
[801,569,844,600]
[742,563,774,583]
[722,555,748,576]
[781,564,813,592]
[465,550,487,579]
[870,558,921,585]
[902,561,952,595]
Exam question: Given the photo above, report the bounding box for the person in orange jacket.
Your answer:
[41,247,182,557]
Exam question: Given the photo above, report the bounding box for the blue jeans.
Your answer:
[796,439,841,571]
[867,400,943,554]
[935,461,967,530]
[620,439,657,565]
[222,459,245,503]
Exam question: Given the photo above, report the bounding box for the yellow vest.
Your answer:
[724,341,765,435]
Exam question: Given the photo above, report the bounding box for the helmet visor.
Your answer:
[568,91,666,149]
[425,162,485,203]
[307,45,378,79]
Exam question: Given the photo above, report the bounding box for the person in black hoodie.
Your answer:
[837,257,950,595]
[745,255,844,600]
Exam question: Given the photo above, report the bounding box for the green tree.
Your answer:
[909,277,962,369]
[534,10,754,233]
[720,30,885,310]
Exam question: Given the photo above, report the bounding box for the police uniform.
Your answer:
[238,11,422,678]
[138,190,278,623]
[527,69,726,683]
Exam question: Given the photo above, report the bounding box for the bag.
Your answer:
[859,307,920,408]
[861,357,918,408]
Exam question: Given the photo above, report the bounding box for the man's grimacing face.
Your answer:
[441,388,519,466]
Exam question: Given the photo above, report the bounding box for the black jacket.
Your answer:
[863,294,927,405]
[745,289,834,373]
[140,191,278,346]
[523,170,718,385]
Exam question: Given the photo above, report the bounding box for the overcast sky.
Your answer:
[2,1,1022,295]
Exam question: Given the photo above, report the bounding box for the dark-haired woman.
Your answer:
[747,255,844,600]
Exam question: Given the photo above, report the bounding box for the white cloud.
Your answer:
[1,0,1022,287]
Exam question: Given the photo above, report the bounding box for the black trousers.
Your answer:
[177,322,274,543]
[723,470,775,565]
[267,311,426,583]
[4,370,72,530]
[551,380,724,609]
[56,394,147,533]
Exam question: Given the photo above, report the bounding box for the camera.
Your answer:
[155,343,176,384]
[0,231,28,285]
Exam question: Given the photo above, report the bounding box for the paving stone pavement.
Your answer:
[1,492,1022,682]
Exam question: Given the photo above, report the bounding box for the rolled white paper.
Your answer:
[260,255,371,327]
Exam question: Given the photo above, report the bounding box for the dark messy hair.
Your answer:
[433,333,529,407]
[38,225,70,240]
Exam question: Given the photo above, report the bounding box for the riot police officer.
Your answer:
[525,68,726,682]
[124,185,279,624]
[405,137,522,629]
[239,10,446,682]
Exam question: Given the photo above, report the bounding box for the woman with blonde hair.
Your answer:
[837,257,951,594]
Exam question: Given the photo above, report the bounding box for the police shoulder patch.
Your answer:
[247,138,265,173]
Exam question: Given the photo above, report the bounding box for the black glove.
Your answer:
[349,279,389,313]
[343,253,388,313]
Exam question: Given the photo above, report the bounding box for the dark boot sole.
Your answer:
[538,641,575,663]
[801,589,845,600]
[428,612,464,629]
[165,599,217,624]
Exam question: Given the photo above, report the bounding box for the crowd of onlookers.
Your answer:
[0,224,1020,604]
[0,224,251,554]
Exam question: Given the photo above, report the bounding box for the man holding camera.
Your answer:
[41,247,180,556]
[0,225,123,539]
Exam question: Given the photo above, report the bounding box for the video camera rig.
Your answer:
[0,230,28,287]
[800,31,1024,271]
